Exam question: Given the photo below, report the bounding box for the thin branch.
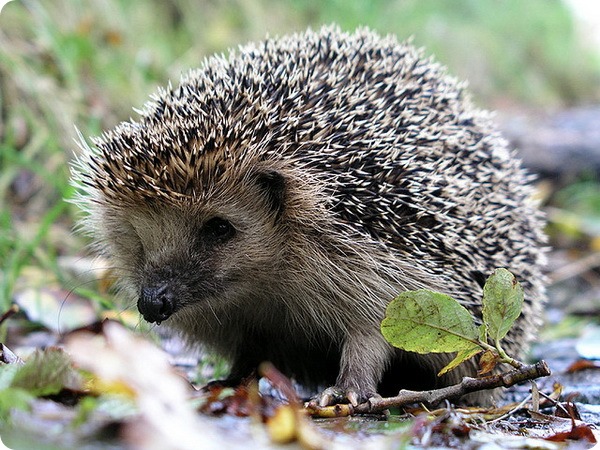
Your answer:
[548,250,600,285]
[306,360,551,417]
[0,304,19,327]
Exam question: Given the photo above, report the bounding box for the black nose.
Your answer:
[138,284,175,324]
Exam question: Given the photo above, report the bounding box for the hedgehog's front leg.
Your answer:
[314,330,393,407]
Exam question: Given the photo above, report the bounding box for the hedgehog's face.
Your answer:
[133,211,239,324]
[98,169,289,325]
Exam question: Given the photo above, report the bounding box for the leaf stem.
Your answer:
[494,339,525,369]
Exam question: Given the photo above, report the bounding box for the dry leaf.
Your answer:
[477,350,499,375]
[65,321,227,450]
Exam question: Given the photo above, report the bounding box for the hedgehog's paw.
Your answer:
[310,386,378,407]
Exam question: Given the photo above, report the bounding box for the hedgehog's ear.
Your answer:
[255,170,286,222]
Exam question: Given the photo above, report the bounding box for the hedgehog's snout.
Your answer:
[138,283,176,324]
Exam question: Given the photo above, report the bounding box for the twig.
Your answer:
[259,361,301,404]
[0,304,19,327]
[549,251,600,284]
[307,360,551,417]
[486,393,531,424]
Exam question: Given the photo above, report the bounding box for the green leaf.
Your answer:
[11,348,83,397]
[482,269,524,342]
[0,387,33,421]
[381,290,480,354]
[0,364,20,390]
[437,346,482,377]
[479,324,488,343]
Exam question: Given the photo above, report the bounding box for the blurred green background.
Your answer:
[1,0,599,315]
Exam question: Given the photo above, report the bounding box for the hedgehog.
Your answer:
[71,26,546,406]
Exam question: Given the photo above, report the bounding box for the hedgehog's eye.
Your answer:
[202,217,236,243]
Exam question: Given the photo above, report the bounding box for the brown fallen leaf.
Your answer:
[544,423,596,444]
[199,382,257,417]
[565,359,600,373]
[554,401,582,420]
[529,410,597,444]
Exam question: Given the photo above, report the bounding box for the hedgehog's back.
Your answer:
[84,25,546,326]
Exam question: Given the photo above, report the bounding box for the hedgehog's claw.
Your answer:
[310,386,373,407]
[317,386,346,407]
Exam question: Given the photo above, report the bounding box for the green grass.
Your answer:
[0,0,599,313]
[291,0,600,105]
